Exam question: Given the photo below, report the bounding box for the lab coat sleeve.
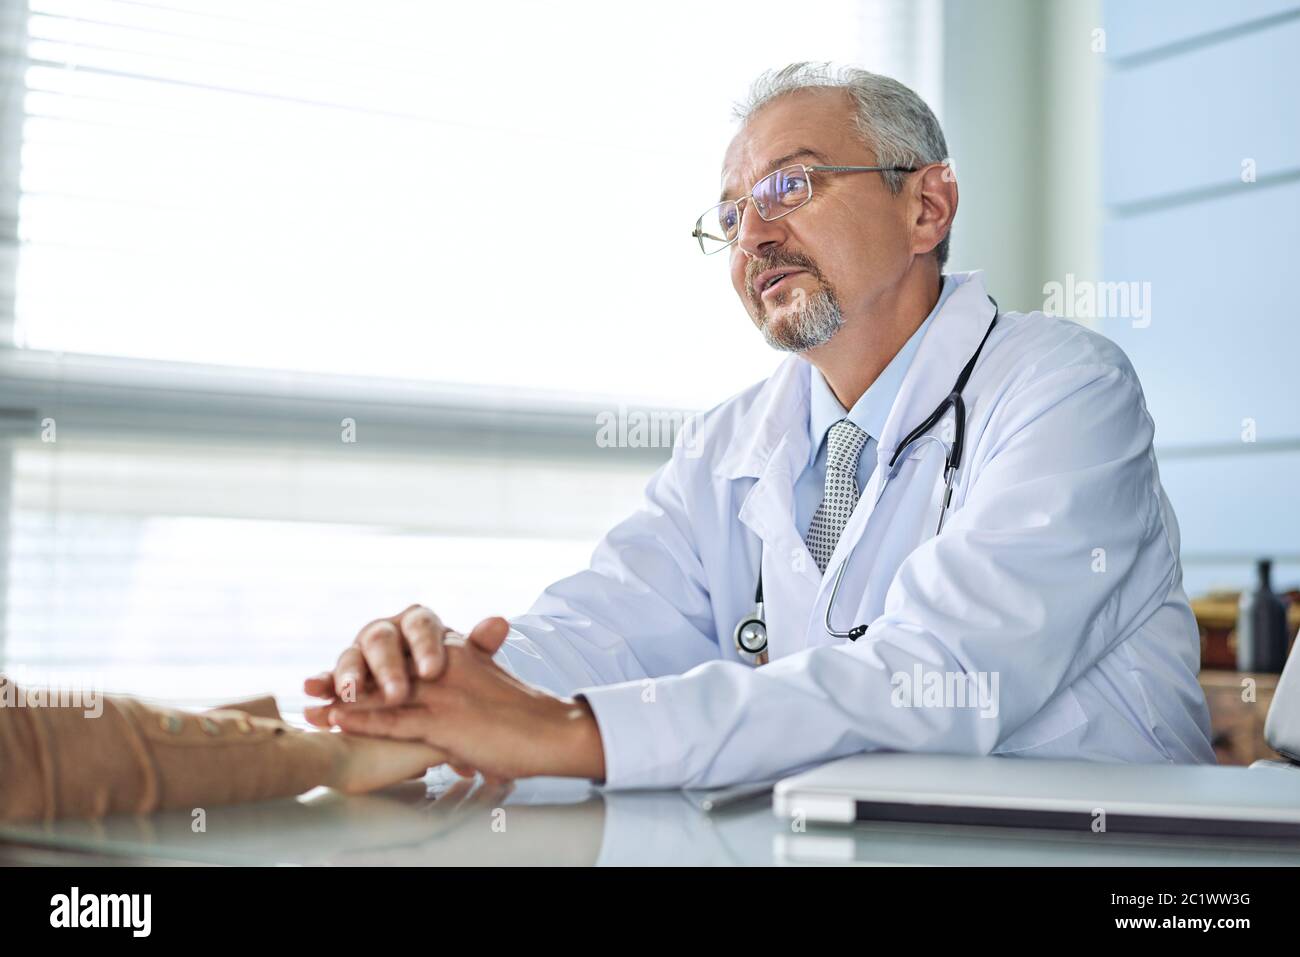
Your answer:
[578,358,1179,788]
[495,431,722,697]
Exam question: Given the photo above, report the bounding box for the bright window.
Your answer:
[1,0,943,705]
[13,0,941,405]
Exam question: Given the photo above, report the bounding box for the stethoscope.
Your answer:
[733,298,999,661]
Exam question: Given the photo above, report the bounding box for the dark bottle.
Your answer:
[1236,559,1289,673]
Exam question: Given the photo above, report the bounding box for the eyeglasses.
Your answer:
[691,163,917,255]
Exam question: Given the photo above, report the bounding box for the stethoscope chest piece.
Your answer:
[733,601,767,656]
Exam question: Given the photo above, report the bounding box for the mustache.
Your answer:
[747,253,822,299]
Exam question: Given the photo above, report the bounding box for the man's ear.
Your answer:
[911,162,957,260]
[466,616,511,654]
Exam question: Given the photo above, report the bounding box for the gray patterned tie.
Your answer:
[805,419,870,573]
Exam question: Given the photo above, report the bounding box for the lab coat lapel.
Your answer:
[876,271,995,464]
[804,271,997,648]
[715,356,823,660]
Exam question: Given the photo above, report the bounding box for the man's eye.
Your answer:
[781,176,807,194]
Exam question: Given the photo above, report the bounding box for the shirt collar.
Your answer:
[808,274,957,464]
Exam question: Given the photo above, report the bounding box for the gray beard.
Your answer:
[758,284,843,353]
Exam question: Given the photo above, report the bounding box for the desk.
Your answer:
[1200,670,1283,765]
[3,769,1300,866]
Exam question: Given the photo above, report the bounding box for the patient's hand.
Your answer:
[321,733,446,795]
[312,620,606,783]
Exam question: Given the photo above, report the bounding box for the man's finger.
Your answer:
[358,619,410,703]
[303,690,399,727]
[305,681,401,727]
[401,605,449,680]
[329,704,430,742]
[302,704,332,729]
[466,616,510,655]
[333,646,369,703]
[303,671,335,699]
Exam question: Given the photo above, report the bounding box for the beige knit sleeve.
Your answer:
[0,677,340,823]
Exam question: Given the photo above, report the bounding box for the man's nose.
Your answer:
[735,201,787,258]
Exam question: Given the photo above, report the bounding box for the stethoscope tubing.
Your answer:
[740,297,1000,657]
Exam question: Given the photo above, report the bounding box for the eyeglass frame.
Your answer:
[691,163,919,255]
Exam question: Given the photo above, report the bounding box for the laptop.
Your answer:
[1262,631,1300,765]
[772,751,1300,838]
[776,633,1300,838]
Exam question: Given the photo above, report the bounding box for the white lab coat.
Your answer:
[499,271,1215,789]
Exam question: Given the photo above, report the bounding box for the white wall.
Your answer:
[1097,0,1300,596]
[941,0,1101,313]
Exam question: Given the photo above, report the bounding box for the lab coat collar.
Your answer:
[713,271,994,483]
[714,355,811,481]
[806,273,957,465]
[873,270,997,469]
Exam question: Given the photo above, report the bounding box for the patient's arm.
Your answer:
[0,676,442,823]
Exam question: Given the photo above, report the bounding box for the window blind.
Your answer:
[0,0,944,705]
[4,434,651,709]
[7,0,944,407]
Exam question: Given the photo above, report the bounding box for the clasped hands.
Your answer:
[303,606,606,784]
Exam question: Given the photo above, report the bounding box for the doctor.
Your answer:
[304,63,1215,787]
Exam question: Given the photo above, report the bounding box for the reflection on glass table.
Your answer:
[5,766,1300,867]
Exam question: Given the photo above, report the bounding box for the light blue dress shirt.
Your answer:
[794,275,958,538]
